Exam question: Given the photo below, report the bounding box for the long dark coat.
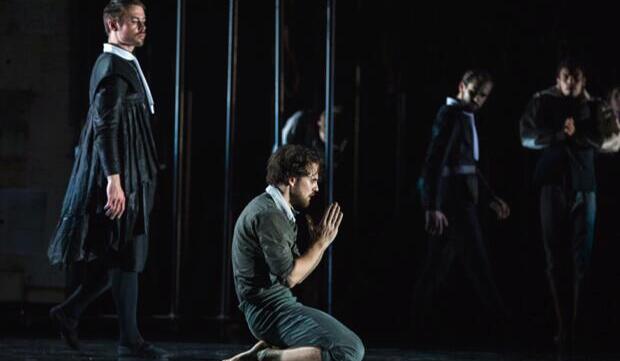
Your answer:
[48,52,158,272]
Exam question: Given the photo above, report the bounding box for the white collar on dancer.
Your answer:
[265,185,298,222]
[103,43,155,114]
[446,97,479,161]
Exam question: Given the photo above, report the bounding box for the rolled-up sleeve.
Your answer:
[257,212,297,286]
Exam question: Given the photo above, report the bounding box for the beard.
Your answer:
[290,189,312,209]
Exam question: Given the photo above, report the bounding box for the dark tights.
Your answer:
[59,260,141,346]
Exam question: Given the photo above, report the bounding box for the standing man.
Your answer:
[414,70,510,330]
[224,145,364,361]
[520,59,619,359]
[47,1,167,358]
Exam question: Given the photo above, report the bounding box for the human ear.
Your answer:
[108,18,120,32]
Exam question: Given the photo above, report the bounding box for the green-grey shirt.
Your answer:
[232,191,300,307]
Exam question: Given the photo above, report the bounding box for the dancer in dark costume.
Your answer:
[47,1,167,358]
[414,70,510,332]
[520,59,620,360]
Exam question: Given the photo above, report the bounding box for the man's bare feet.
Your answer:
[223,340,269,361]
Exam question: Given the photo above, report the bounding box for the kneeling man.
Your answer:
[226,145,364,361]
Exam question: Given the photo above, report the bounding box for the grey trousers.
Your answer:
[241,300,364,361]
[540,186,596,339]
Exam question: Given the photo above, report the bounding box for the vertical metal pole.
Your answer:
[395,92,405,216]
[352,0,362,240]
[280,0,286,126]
[353,64,361,237]
[171,0,186,320]
[274,0,281,150]
[324,0,336,315]
[220,0,239,319]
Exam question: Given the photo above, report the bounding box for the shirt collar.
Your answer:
[103,43,136,61]
[446,97,474,116]
[446,97,460,106]
[265,185,297,221]
[102,43,155,114]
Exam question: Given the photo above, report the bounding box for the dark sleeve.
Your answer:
[257,212,297,286]
[520,95,566,149]
[92,76,128,176]
[420,108,462,210]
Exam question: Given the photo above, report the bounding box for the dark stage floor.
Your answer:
[1,339,619,361]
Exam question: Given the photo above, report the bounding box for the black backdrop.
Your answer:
[61,0,620,348]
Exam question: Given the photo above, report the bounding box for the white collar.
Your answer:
[447,97,474,116]
[446,97,479,161]
[265,185,297,222]
[103,43,136,61]
[103,43,155,114]
[446,97,459,106]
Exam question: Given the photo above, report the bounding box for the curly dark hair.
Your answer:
[103,0,146,35]
[266,145,321,186]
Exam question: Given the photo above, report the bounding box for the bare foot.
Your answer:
[223,341,269,361]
